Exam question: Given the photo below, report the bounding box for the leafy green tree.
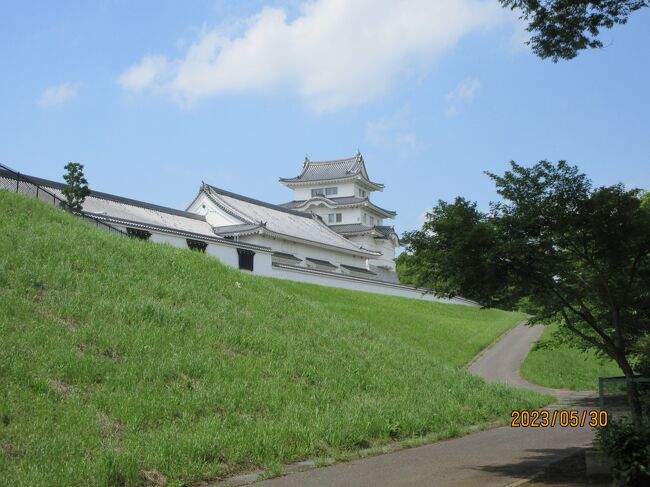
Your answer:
[62,162,90,212]
[402,161,650,426]
[500,0,648,61]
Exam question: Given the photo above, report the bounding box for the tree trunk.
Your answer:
[614,356,643,430]
[624,377,643,430]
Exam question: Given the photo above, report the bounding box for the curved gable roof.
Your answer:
[280,195,396,218]
[279,152,384,189]
[203,185,380,257]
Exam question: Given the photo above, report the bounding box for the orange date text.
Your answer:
[510,409,608,428]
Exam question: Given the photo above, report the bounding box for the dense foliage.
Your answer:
[500,0,648,60]
[597,418,650,486]
[401,161,650,425]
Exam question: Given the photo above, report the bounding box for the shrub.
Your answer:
[597,418,650,486]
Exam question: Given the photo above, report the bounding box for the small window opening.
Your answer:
[237,248,255,271]
[127,228,151,240]
[187,239,207,253]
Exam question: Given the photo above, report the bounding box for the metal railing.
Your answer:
[0,163,127,236]
[599,376,650,420]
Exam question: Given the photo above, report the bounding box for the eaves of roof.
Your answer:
[203,184,381,257]
[374,225,400,242]
[272,252,302,262]
[279,153,384,190]
[340,264,376,275]
[282,196,396,217]
[213,223,263,237]
[206,184,313,219]
[86,213,271,252]
[305,257,338,268]
[258,226,382,258]
[279,174,384,191]
[329,224,383,237]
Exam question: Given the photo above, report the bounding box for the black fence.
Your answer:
[599,376,650,421]
[0,163,127,236]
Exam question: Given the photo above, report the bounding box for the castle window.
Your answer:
[311,188,325,197]
[237,248,255,271]
[127,227,151,240]
[358,188,367,198]
[327,213,342,224]
[369,216,374,225]
[186,239,207,253]
[325,187,338,196]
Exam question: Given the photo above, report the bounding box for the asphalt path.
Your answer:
[252,323,596,487]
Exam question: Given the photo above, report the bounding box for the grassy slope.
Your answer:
[520,324,620,391]
[0,191,546,487]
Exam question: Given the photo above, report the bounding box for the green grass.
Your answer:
[0,191,547,487]
[520,324,621,391]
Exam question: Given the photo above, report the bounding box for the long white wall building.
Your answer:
[0,158,477,306]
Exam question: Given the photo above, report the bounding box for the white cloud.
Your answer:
[366,108,418,156]
[117,0,506,111]
[117,55,170,92]
[37,82,83,108]
[445,77,481,117]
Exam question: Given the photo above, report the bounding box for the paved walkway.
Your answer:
[252,323,596,487]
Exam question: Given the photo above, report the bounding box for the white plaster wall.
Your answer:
[347,235,396,270]
[205,242,240,268]
[186,193,242,227]
[270,265,478,306]
[110,224,274,275]
[374,238,397,269]
[308,206,363,225]
[253,252,275,276]
[291,182,357,201]
[103,224,473,306]
[303,204,392,226]
[238,233,371,269]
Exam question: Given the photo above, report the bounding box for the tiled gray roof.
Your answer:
[204,185,380,256]
[213,223,262,237]
[374,225,399,241]
[279,152,383,188]
[281,196,366,209]
[340,264,376,275]
[329,224,398,241]
[305,257,338,268]
[4,171,268,251]
[272,252,302,262]
[280,196,396,217]
[329,223,377,235]
[22,177,214,236]
[368,265,400,284]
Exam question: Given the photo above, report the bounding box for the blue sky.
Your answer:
[1,1,649,236]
